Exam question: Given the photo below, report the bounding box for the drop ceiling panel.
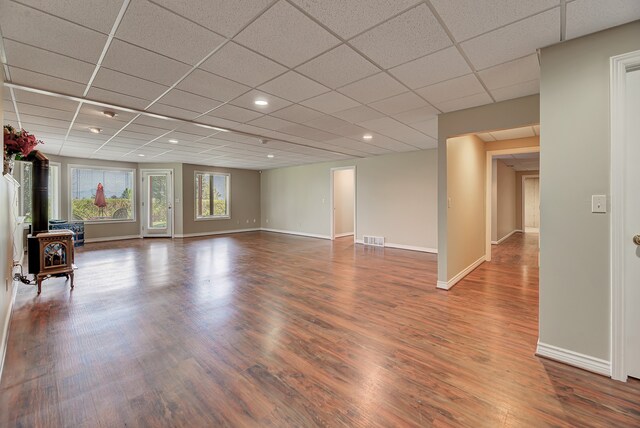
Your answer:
[3,40,95,84]
[102,39,191,86]
[115,0,225,66]
[337,73,405,104]
[199,42,287,87]
[410,117,438,138]
[430,0,559,42]
[150,0,272,38]
[176,69,250,103]
[86,87,150,110]
[361,133,415,151]
[391,107,437,125]
[146,103,200,121]
[461,9,560,70]
[92,67,168,102]
[300,91,360,114]
[129,115,176,131]
[566,0,640,40]
[157,89,222,115]
[0,1,108,63]
[279,124,337,142]
[290,0,422,39]
[477,54,540,90]
[332,105,386,123]
[230,90,292,114]
[389,47,471,89]
[416,74,485,104]
[350,4,451,69]
[247,115,296,131]
[304,115,352,131]
[369,92,431,115]
[15,103,76,122]
[296,44,379,90]
[325,137,390,155]
[234,1,340,68]
[490,79,539,102]
[14,91,79,111]
[16,0,123,34]
[207,104,264,123]
[258,71,330,103]
[270,104,325,123]
[433,92,493,113]
[18,115,69,130]
[9,68,87,97]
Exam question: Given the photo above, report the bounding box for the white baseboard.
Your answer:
[0,278,18,383]
[491,229,523,245]
[436,255,485,290]
[354,239,437,253]
[84,234,142,243]
[334,232,354,238]
[175,228,260,238]
[261,228,331,240]
[536,341,611,376]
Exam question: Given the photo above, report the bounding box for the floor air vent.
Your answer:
[363,235,385,247]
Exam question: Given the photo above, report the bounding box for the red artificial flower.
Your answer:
[3,125,43,158]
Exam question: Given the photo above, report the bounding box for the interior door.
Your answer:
[624,69,640,379]
[142,170,172,237]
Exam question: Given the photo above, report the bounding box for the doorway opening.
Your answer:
[485,145,540,262]
[141,169,173,238]
[330,166,356,241]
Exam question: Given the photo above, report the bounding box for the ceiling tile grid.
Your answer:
[1,0,636,169]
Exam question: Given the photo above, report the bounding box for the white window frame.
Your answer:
[68,164,137,224]
[194,171,231,221]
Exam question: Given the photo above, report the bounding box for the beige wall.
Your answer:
[515,171,539,230]
[333,168,354,236]
[438,95,540,283]
[261,149,438,250]
[539,20,640,360]
[496,160,517,241]
[182,163,260,236]
[446,135,486,278]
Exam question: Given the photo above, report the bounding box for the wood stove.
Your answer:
[26,151,76,294]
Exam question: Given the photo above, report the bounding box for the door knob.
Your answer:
[634,235,640,246]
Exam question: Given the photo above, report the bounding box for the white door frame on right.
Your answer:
[610,49,640,381]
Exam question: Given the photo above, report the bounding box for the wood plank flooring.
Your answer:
[1,231,638,427]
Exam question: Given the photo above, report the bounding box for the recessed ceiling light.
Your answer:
[363,134,373,140]
[254,99,269,106]
[89,127,102,134]
[169,139,179,144]
[267,154,275,158]
[102,110,117,118]
[138,154,145,157]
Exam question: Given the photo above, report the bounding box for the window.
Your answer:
[17,161,60,222]
[194,172,230,219]
[70,166,135,222]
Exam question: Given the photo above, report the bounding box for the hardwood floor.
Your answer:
[1,231,638,427]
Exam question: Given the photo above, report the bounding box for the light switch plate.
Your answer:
[592,195,607,213]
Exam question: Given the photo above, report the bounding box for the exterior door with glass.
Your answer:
[142,170,172,237]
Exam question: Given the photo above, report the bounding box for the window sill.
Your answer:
[81,219,137,225]
[194,216,231,221]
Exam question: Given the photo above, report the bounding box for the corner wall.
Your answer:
[496,160,517,241]
[539,20,640,361]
